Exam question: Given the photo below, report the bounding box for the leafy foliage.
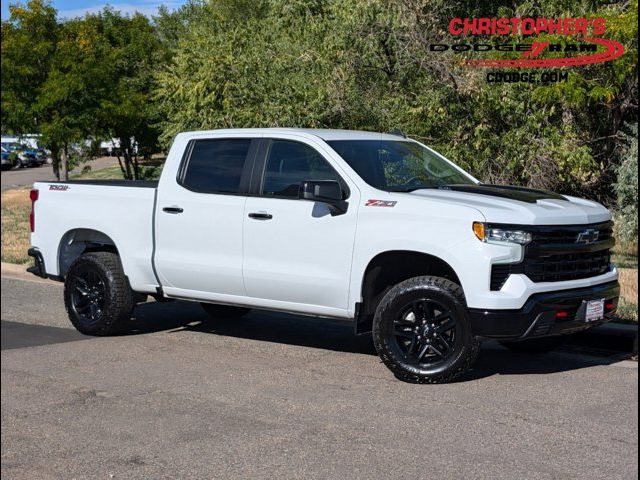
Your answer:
[153,0,637,206]
[614,123,638,244]
[1,1,164,179]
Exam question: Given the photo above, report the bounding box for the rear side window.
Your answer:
[182,139,252,194]
[262,140,340,198]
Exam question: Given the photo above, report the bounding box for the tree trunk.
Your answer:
[132,143,140,180]
[51,143,60,180]
[60,145,68,181]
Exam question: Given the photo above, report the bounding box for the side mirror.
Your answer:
[299,180,348,216]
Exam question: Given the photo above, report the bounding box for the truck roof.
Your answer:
[179,128,407,141]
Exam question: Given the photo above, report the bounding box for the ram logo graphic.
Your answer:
[365,199,397,207]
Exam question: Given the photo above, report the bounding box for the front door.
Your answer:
[243,138,359,314]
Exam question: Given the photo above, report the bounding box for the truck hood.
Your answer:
[407,184,611,225]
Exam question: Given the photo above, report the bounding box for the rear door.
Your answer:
[242,136,359,315]
[154,136,259,300]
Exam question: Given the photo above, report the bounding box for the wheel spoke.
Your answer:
[394,329,415,339]
[437,333,452,353]
[416,342,430,360]
[428,343,444,358]
[434,310,451,322]
[406,337,417,356]
[75,301,91,313]
[422,301,435,321]
[437,318,456,334]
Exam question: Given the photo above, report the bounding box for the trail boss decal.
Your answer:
[49,185,70,191]
[365,199,397,207]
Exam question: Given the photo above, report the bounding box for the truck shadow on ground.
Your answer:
[127,300,630,382]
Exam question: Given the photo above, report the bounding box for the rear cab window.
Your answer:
[180,138,253,194]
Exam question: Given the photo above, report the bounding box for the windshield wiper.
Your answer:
[387,186,435,193]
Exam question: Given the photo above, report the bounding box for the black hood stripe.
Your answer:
[439,184,567,204]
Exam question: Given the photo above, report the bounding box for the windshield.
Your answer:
[2,143,24,151]
[327,140,475,191]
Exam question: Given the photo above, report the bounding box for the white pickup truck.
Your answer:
[28,128,620,383]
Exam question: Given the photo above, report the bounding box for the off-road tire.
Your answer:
[373,276,479,384]
[64,252,134,335]
[200,303,251,319]
[500,336,566,354]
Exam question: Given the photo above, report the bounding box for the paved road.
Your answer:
[1,157,120,191]
[1,275,637,479]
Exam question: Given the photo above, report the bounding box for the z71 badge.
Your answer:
[365,199,397,207]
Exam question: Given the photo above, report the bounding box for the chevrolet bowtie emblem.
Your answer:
[576,229,599,244]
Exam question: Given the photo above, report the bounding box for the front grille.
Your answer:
[530,223,614,244]
[524,250,611,283]
[490,221,614,291]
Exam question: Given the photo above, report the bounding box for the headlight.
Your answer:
[473,222,532,245]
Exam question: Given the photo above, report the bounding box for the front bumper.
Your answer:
[469,281,620,340]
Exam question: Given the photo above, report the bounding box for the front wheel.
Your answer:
[373,276,479,384]
[64,252,134,335]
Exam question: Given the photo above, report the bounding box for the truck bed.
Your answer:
[31,180,159,293]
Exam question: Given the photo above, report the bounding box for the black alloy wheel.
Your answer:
[373,276,479,384]
[391,298,460,368]
[64,251,134,335]
[69,268,107,325]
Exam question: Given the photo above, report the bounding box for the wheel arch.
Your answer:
[355,250,463,334]
[58,228,120,277]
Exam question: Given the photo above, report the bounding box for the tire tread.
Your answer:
[373,275,479,384]
[64,251,133,335]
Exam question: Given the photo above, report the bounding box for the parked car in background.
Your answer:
[1,142,45,168]
[1,149,13,170]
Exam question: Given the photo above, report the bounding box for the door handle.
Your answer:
[248,212,273,220]
[162,206,184,214]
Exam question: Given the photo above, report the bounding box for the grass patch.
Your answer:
[616,268,638,323]
[1,188,32,265]
[71,165,124,180]
[612,245,638,269]
[72,160,164,181]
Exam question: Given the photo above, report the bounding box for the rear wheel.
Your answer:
[200,303,251,319]
[64,252,133,335]
[500,336,565,354]
[373,276,479,384]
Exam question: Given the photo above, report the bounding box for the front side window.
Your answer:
[182,138,252,194]
[327,140,475,191]
[262,140,341,198]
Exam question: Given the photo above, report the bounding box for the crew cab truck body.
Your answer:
[28,129,620,383]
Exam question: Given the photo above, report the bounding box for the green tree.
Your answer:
[1,0,58,140]
[93,8,165,179]
[614,123,638,244]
